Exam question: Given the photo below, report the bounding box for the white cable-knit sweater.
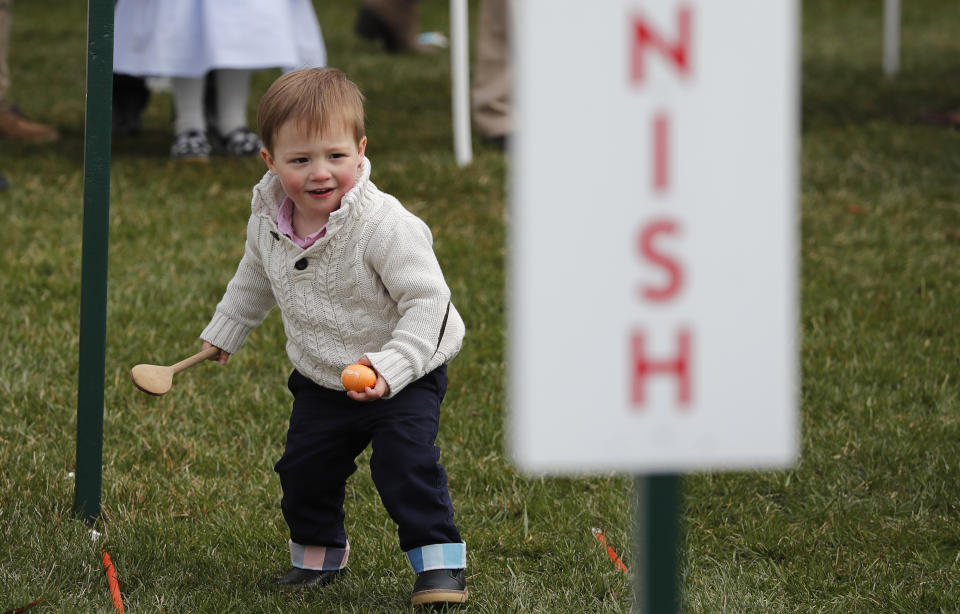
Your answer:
[200,158,465,397]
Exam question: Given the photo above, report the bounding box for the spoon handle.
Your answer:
[170,346,220,373]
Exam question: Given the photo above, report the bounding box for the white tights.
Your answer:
[171,69,252,136]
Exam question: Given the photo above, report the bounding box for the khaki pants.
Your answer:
[471,0,511,139]
[0,0,10,101]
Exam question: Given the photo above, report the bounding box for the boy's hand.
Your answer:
[346,356,390,401]
[201,340,231,365]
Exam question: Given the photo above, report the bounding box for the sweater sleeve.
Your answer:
[362,210,454,395]
[200,215,277,354]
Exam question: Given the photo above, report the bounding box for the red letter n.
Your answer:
[630,7,693,84]
[630,328,693,409]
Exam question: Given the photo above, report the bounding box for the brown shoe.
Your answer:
[0,103,59,144]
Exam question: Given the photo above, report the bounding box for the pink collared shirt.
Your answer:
[276,196,327,249]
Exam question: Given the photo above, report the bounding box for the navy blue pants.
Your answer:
[274,366,462,553]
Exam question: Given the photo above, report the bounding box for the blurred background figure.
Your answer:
[0,0,59,145]
[112,73,151,139]
[917,108,960,129]
[113,0,326,161]
[471,0,511,149]
[355,0,433,54]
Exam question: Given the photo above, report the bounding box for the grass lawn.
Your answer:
[1,0,958,612]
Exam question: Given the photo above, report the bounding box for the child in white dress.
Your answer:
[113,0,326,160]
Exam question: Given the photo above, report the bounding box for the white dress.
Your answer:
[113,0,327,77]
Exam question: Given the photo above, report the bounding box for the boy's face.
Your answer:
[261,119,367,224]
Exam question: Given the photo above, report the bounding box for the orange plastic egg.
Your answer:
[341,363,377,392]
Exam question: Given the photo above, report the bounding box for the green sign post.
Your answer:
[635,475,682,613]
[73,0,113,524]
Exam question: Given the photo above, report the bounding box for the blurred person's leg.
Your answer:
[212,69,260,156]
[0,0,7,189]
[472,0,511,148]
[0,0,59,143]
[0,0,9,101]
[112,73,150,137]
[170,75,210,161]
[355,0,424,54]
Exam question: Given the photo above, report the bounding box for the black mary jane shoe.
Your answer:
[169,129,211,161]
[411,568,469,606]
[273,567,344,588]
[219,127,262,157]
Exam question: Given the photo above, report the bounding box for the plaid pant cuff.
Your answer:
[289,539,350,571]
[405,542,467,573]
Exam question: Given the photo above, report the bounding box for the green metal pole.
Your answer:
[634,474,682,613]
[73,0,113,524]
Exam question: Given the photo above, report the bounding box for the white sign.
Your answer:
[509,0,799,473]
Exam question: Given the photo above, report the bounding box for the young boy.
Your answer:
[199,68,468,606]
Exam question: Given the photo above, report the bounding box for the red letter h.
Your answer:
[630,328,692,408]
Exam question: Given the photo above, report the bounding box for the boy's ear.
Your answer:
[260,147,276,173]
[357,136,367,163]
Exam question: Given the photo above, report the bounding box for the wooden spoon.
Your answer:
[130,346,219,396]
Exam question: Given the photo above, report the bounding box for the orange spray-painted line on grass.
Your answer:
[101,550,125,613]
[592,528,629,573]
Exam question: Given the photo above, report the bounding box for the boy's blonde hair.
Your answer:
[257,68,366,153]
